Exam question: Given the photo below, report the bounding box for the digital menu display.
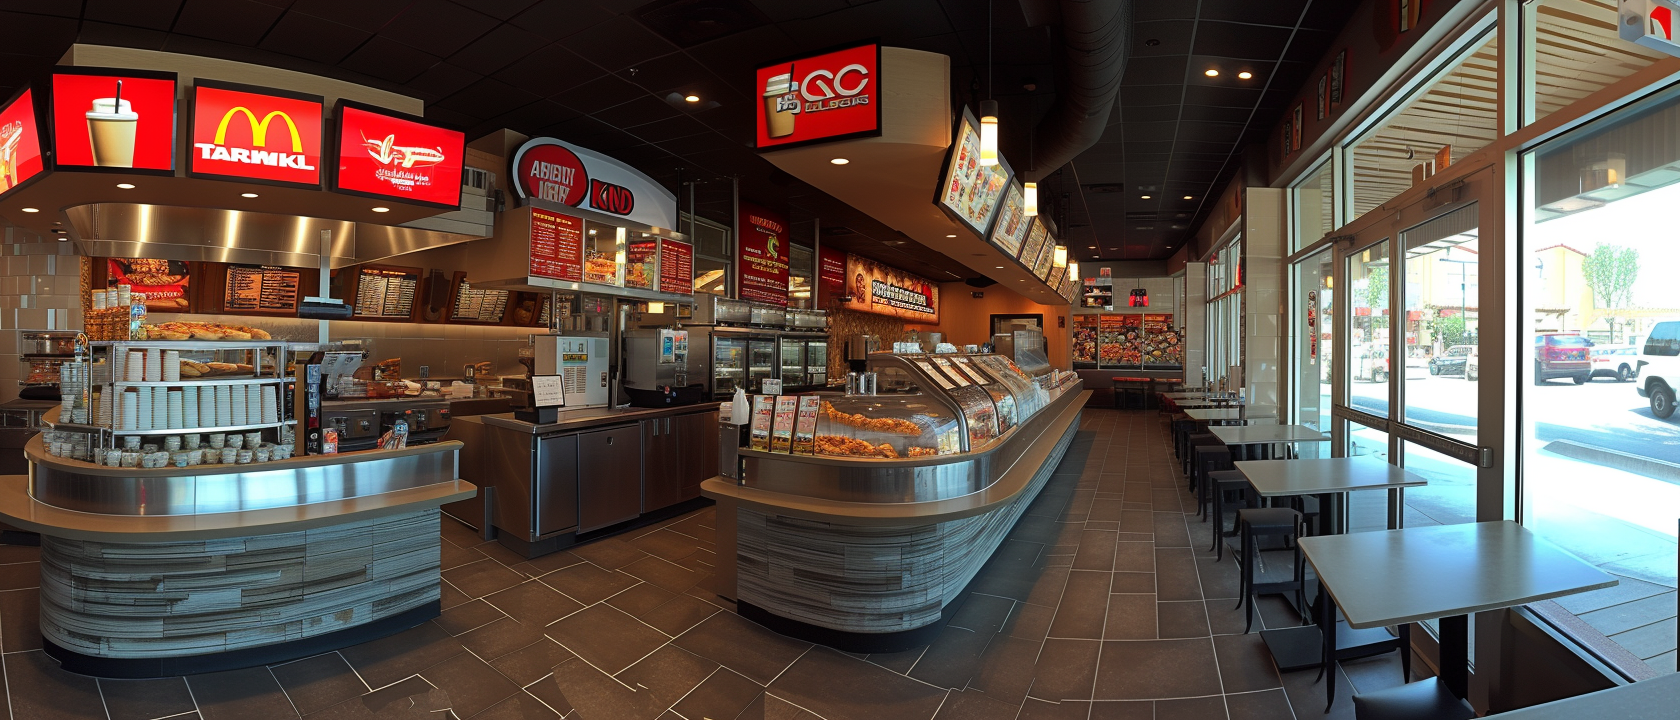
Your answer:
[937,108,1011,236]
[108,258,191,311]
[754,43,881,150]
[450,276,510,324]
[1032,236,1056,280]
[352,266,420,319]
[1019,217,1049,274]
[52,69,177,172]
[189,82,323,187]
[988,181,1030,258]
[333,101,465,209]
[659,238,693,295]
[529,207,583,282]
[626,239,656,290]
[225,265,300,312]
[1047,264,1066,289]
[0,88,44,196]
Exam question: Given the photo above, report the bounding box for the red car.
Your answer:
[1534,333,1592,385]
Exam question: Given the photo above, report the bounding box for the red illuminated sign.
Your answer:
[515,142,587,205]
[818,246,846,303]
[189,81,322,187]
[333,101,465,209]
[51,68,177,172]
[0,88,44,197]
[737,201,790,306]
[529,207,583,282]
[754,43,881,150]
[659,238,693,295]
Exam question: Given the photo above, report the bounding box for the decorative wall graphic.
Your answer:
[1317,74,1329,120]
[1331,50,1347,107]
[1292,104,1304,151]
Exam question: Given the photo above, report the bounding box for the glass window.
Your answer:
[789,243,814,309]
[1400,441,1478,528]
[1292,159,1336,251]
[1348,240,1391,416]
[1522,89,1680,670]
[1293,249,1334,435]
[1527,0,1666,125]
[1400,205,1480,437]
[693,258,728,297]
[1349,31,1499,221]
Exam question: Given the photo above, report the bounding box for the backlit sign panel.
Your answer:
[51,68,177,172]
[754,43,881,150]
[189,81,323,187]
[0,88,44,197]
[510,136,678,229]
[333,101,465,209]
[1620,0,1680,57]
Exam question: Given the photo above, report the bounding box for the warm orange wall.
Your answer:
[906,282,1072,369]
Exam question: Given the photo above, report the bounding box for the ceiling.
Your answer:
[0,0,1359,275]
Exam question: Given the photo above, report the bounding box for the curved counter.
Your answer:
[702,383,1088,652]
[0,440,473,678]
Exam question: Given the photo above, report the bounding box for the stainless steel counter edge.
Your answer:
[26,437,465,478]
[701,387,1090,526]
[0,475,477,542]
[467,403,723,434]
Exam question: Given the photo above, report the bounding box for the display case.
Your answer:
[747,337,776,392]
[779,337,806,389]
[814,393,961,458]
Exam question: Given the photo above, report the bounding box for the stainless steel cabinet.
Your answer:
[643,417,682,512]
[578,424,642,532]
[534,433,579,536]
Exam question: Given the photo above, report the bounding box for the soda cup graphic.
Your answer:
[86,96,138,168]
[764,72,798,139]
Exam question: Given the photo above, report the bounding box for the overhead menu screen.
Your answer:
[988,181,1030,258]
[937,107,1011,237]
[450,276,509,324]
[0,88,44,196]
[352,266,420,319]
[225,265,301,312]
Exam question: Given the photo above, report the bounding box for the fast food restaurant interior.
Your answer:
[0,0,1673,718]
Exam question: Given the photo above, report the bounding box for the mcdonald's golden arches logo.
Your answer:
[190,83,323,181]
[214,107,304,153]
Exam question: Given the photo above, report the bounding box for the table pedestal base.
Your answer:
[1261,622,1401,672]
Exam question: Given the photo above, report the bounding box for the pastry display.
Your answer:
[815,435,901,458]
[907,446,939,457]
[142,321,271,341]
[821,401,925,435]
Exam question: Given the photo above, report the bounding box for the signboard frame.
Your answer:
[49,66,179,176]
[840,252,940,323]
[329,98,466,211]
[445,270,512,325]
[0,85,46,199]
[934,105,1016,239]
[348,263,425,322]
[752,41,884,151]
[219,262,305,316]
[187,78,325,190]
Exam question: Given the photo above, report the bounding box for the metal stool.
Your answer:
[1352,679,1474,720]
[1207,469,1254,559]
[1231,507,1306,633]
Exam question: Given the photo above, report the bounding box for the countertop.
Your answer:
[466,403,722,435]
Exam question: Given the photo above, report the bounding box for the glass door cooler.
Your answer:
[747,337,776,392]
[805,338,829,388]
[779,337,806,389]
[712,335,748,398]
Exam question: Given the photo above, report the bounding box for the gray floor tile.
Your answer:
[489,637,576,687]
[443,558,526,599]
[418,651,521,718]
[1094,639,1222,700]
[1212,633,1283,693]
[187,665,300,720]
[673,612,811,685]
[934,688,1022,720]
[1088,700,1153,719]
[907,624,989,689]
[460,617,547,661]
[968,635,1041,705]
[267,652,366,717]
[1104,593,1157,639]
[5,651,106,720]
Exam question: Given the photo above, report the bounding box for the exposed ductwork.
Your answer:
[1022,0,1132,181]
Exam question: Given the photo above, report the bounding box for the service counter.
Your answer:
[702,351,1086,652]
[0,436,472,677]
[444,403,720,557]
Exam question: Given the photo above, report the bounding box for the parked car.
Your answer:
[1636,321,1680,418]
[1588,345,1639,382]
[1429,345,1476,376]
[1466,347,1480,381]
[1534,333,1592,385]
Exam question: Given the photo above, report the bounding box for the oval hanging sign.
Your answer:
[510,136,676,229]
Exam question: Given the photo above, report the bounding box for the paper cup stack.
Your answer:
[182,386,199,428]
[151,387,167,430]
[135,387,153,430]
[144,349,163,382]
[215,386,233,426]
[120,391,139,431]
[166,390,183,430]
[231,385,248,426]
[261,386,279,423]
[125,351,144,382]
[163,351,180,382]
[199,388,216,430]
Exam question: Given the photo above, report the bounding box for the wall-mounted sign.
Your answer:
[51,68,177,172]
[937,107,1012,237]
[842,253,939,323]
[351,265,421,320]
[529,207,584,282]
[510,136,678,229]
[737,201,790,306]
[754,43,881,150]
[989,181,1031,258]
[189,81,323,187]
[1031,231,1057,280]
[333,101,465,209]
[659,238,694,295]
[108,258,192,311]
[1019,217,1049,275]
[0,88,44,197]
[224,264,301,313]
[817,246,846,302]
[449,273,510,324]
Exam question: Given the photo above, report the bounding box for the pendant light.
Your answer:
[1023,182,1039,216]
[978,0,1000,166]
[1053,244,1067,268]
[1068,261,1079,280]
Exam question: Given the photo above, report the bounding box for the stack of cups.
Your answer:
[199,388,216,430]
[230,385,247,426]
[151,387,168,430]
[261,386,279,423]
[215,385,233,426]
[126,351,145,382]
[144,349,163,382]
[247,385,264,422]
[163,351,180,382]
[182,386,199,428]
[166,390,183,430]
[135,387,154,430]
[96,387,112,426]
[120,391,139,431]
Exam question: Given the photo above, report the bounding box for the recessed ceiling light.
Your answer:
[946,234,956,237]
[1087,245,1096,249]
[1237,71,1253,80]
[372,207,390,213]
[1204,69,1219,77]
[830,158,849,165]
[1141,195,1152,199]
[684,94,700,103]
[241,193,259,198]
[116,183,135,189]
[20,208,37,213]
[995,266,1005,269]
[1183,195,1193,200]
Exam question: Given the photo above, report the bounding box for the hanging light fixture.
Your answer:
[1023,182,1039,216]
[978,0,1000,166]
[1053,244,1067,268]
[1068,261,1079,280]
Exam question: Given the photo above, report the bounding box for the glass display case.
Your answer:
[713,336,747,396]
[779,337,806,389]
[747,337,776,392]
[814,394,962,459]
[806,339,829,388]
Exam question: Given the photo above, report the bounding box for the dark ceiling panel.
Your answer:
[0,12,79,57]
[288,0,410,33]
[508,0,613,38]
[174,1,287,46]
[1119,104,1179,123]
[777,0,951,46]
[1120,85,1182,107]
[433,77,536,119]
[1200,0,1311,27]
[453,0,539,22]
[258,13,371,65]
[0,0,82,18]
[76,21,170,51]
[447,23,547,75]
[84,0,183,31]
[1122,55,1187,86]
[478,98,577,137]
[1193,21,1297,61]
[553,73,645,114]
[754,0,849,23]
[407,62,482,102]
[1131,19,1194,56]
[492,43,598,98]
[378,0,499,57]
[340,35,439,84]
[589,95,681,130]
[1132,0,1198,23]
[562,17,678,72]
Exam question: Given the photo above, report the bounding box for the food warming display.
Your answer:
[1075,313,1184,370]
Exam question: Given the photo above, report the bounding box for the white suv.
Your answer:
[1636,321,1680,418]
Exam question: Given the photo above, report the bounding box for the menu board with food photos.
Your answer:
[792,395,820,455]
[1142,314,1183,368]
[449,272,510,324]
[749,395,775,451]
[108,258,192,311]
[1073,315,1099,367]
[937,108,1013,237]
[352,265,421,320]
[1031,234,1057,280]
[770,395,798,453]
[1047,264,1066,289]
[1018,217,1049,274]
[988,181,1030,258]
[224,264,300,313]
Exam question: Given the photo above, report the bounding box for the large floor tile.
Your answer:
[1093,639,1222,700]
[672,612,811,685]
[769,647,949,720]
[544,603,670,675]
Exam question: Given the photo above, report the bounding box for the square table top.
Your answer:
[1163,392,1207,399]
[1299,522,1617,630]
[1235,456,1426,497]
[1211,425,1330,446]
[1493,674,1678,719]
[1184,408,1243,421]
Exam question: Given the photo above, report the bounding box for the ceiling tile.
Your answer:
[340,35,440,85]
[76,21,169,50]
[1201,0,1311,27]
[379,0,499,57]
[448,23,547,75]
[1120,85,1180,107]
[0,0,81,17]
[453,0,539,21]
[478,98,577,136]
[590,95,680,130]
[172,0,286,46]
[1132,0,1196,22]
[0,12,78,56]
[552,73,644,114]
[288,0,409,33]
[1130,20,1192,56]
[84,0,181,30]
[493,43,599,98]
[433,76,536,119]
[562,17,678,72]
[1182,84,1262,108]
[508,0,613,38]
[1193,21,1296,61]
[407,62,482,102]
[258,12,370,64]
[1122,55,1187,86]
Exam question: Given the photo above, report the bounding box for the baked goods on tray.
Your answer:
[141,321,271,341]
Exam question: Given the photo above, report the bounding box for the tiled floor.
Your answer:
[0,408,1430,719]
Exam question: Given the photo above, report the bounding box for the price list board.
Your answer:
[448,272,510,324]
[529,207,583,282]
[352,265,421,320]
[659,238,694,295]
[224,265,301,313]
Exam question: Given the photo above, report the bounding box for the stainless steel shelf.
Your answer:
[112,377,285,387]
[92,340,283,351]
[111,419,295,436]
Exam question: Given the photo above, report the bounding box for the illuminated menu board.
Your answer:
[936,107,1011,237]
[1032,232,1057,280]
[52,69,178,172]
[332,101,465,209]
[626,239,656,290]
[659,238,693,295]
[988,181,1030,258]
[1018,217,1049,274]
[225,265,301,312]
[450,275,509,324]
[352,266,420,319]
[189,81,323,187]
[0,88,44,196]
[529,207,583,282]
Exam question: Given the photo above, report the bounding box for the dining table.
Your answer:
[1209,424,1329,460]
[1489,673,1677,719]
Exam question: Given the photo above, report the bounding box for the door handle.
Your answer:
[606,436,614,445]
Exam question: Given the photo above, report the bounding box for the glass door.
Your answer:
[1293,249,1334,438]
[747,337,776,392]
[806,340,828,387]
[779,336,805,389]
[713,335,746,398]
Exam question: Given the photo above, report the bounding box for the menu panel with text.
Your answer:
[529,207,584,282]
[225,265,301,313]
[0,88,44,196]
[352,266,421,319]
[659,238,694,295]
[189,82,323,187]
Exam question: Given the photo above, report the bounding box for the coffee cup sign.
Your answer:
[754,44,881,149]
[51,71,178,172]
[86,95,138,168]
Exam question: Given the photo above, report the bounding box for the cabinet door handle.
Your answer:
[607,436,614,445]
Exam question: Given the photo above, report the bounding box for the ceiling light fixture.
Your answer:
[830,158,849,165]
[20,208,37,213]
[371,207,389,213]
[946,234,956,237]
[1183,195,1193,200]
[241,193,258,198]
[1141,195,1152,199]
[995,266,1005,269]
[1053,244,1067,268]
[1204,68,1219,77]
[684,94,700,103]
[1087,245,1096,249]
[978,0,1001,167]
[116,183,135,189]
[1237,71,1253,80]
[1023,182,1039,216]
[1068,261,1078,279]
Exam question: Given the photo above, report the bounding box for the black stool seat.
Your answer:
[1352,679,1475,720]
[1234,507,1305,633]
[1238,507,1299,532]
[1207,469,1251,558]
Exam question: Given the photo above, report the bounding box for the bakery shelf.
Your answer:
[111,377,285,387]
[92,340,280,351]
